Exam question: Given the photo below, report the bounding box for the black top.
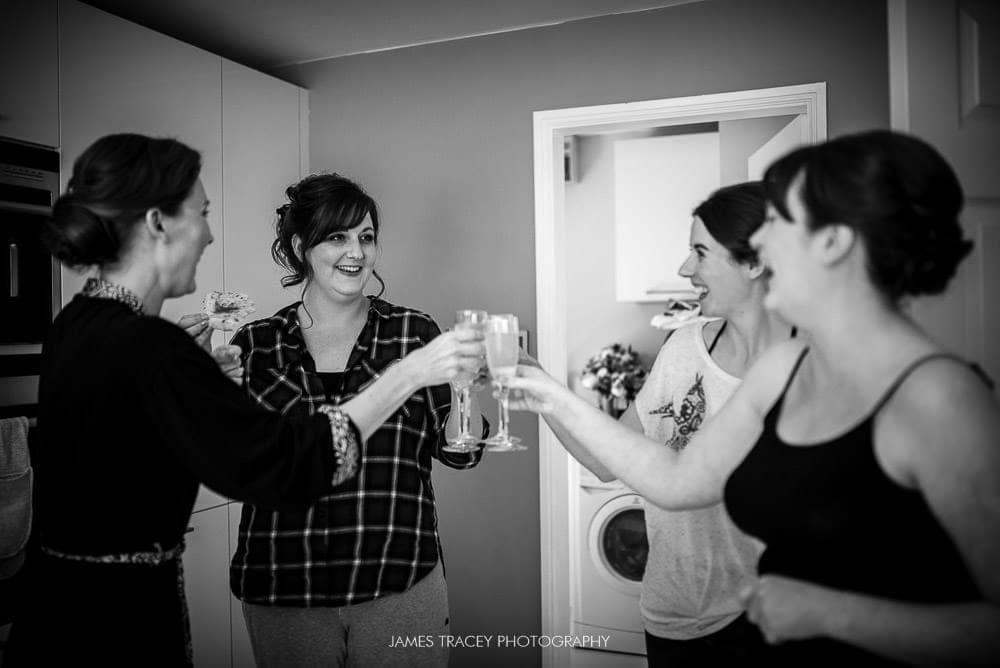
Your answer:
[724,351,979,666]
[316,371,345,401]
[6,295,347,666]
[35,296,343,555]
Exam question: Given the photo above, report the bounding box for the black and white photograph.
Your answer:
[1,1,998,666]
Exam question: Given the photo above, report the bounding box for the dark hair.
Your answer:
[272,173,384,296]
[763,130,970,300]
[43,133,201,268]
[693,181,767,265]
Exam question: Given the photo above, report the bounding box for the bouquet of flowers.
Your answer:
[580,343,648,407]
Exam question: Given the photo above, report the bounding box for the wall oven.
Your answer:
[1,139,60,347]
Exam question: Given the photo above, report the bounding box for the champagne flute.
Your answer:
[483,314,526,452]
[443,309,488,453]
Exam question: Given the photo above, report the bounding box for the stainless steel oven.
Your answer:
[1,139,60,345]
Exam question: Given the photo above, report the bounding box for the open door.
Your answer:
[747,115,806,181]
[890,0,1000,381]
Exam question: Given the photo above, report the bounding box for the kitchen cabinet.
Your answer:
[228,503,255,668]
[0,0,59,147]
[183,504,232,667]
[184,502,255,667]
[614,132,719,302]
[222,59,309,321]
[57,0,224,323]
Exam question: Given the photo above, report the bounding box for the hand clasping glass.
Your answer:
[443,309,489,453]
[483,313,526,452]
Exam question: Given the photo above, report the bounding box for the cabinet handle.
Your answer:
[8,243,18,298]
[185,526,195,534]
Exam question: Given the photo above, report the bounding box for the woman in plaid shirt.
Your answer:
[230,173,488,667]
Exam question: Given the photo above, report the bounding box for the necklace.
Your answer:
[81,277,145,315]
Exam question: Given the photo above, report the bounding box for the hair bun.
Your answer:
[892,140,969,298]
[43,197,119,268]
[894,212,972,298]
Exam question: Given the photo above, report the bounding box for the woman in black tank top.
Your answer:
[506,130,1000,665]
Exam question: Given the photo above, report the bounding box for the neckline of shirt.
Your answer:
[693,320,741,385]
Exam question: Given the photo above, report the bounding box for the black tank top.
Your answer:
[724,350,981,666]
[316,371,345,402]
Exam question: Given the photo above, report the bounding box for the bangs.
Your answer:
[303,195,378,250]
[763,146,812,221]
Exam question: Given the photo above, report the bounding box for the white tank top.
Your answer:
[634,321,763,639]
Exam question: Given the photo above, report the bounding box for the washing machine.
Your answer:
[572,469,648,656]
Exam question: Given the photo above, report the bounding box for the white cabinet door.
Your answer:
[184,504,232,667]
[614,132,720,301]
[0,0,58,146]
[57,0,224,322]
[222,59,308,322]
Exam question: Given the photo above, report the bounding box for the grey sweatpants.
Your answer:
[241,561,450,667]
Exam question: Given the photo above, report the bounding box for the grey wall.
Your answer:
[280,1,887,665]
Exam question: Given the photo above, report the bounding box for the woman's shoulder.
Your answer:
[884,353,996,426]
[115,314,203,368]
[658,318,713,352]
[231,303,299,340]
[644,321,708,382]
[369,297,439,329]
[877,352,1000,495]
[737,338,809,407]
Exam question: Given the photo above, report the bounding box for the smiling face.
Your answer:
[303,214,377,301]
[158,179,213,298]
[677,215,756,318]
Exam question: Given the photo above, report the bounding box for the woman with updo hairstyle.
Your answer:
[6,134,374,666]
[503,130,1000,666]
[228,172,488,668]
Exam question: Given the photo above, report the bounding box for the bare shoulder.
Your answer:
[701,318,724,339]
[889,357,998,431]
[880,356,1000,480]
[879,357,1000,599]
[739,338,810,412]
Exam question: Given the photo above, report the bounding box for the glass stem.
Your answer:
[459,386,472,438]
[496,385,510,439]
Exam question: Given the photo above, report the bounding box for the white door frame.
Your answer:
[532,82,827,668]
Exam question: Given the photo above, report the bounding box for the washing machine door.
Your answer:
[588,493,648,595]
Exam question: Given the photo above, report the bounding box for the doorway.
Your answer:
[531,82,827,668]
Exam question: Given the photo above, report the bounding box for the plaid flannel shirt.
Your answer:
[229,297,485,606]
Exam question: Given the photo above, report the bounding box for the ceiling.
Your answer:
[80,0,702,73]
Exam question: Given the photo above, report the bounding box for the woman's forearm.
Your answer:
[544,413,616,482]
[338,358,420,441]
[546,389,709,508]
